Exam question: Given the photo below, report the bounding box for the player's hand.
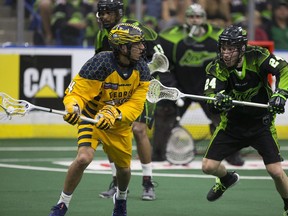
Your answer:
[95,105,121,130]
[268,91,287,114]
[214,92,233,111]
[63,99,80,125]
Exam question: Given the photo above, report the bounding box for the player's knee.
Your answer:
[76,152,94,167]
[116,166,131,177]
[132,122,147,137]
[202,158,217,174]
[266,163,285,180]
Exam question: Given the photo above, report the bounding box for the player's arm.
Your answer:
[117,80,150,123]
[63,74,102,124]
[260,52,288,114]
[204,62,232,113]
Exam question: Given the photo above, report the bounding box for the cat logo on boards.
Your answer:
[20,55,72,109]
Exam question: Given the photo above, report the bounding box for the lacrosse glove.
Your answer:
[268,90,287,114]
[95,105,121,130]
[63,98,80,125]
[214,92,233,112]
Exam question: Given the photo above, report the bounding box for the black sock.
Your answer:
[220,172,233,186]
[282,197,288,211]
[113,176,117,187]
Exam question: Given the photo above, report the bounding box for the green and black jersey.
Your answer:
[94,18,162,60]
[159,23,222,95]
[204,45,288,123]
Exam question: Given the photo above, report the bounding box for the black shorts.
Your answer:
[135,100,157,129]
[204,126,282,165]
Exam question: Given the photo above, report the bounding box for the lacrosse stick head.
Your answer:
[166,126,196,165]
[146,79,180,103]
[0,92,32,120]
[147,52,169,73]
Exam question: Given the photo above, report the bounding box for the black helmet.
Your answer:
[218,25,248,67]
[97,0,124,13]
[96,0,124,29]
[218,25,247,50]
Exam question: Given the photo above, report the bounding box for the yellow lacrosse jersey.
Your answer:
[64,51,151,136]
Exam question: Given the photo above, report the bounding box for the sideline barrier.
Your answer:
[0,47,287,139]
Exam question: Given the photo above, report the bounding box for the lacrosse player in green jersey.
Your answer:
[202,25,288,215]
[152,3,244,166]
[94,0,164,201]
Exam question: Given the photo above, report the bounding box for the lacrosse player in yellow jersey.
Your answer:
[48,23,150,216]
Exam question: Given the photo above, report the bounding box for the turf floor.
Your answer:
[0,138,287,216]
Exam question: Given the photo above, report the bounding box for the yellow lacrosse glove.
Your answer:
[63,98,80,125]
[95,105,121,130]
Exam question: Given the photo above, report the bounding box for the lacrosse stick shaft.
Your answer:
[33,105,98,124]
[180,93,268,108]
[147,79,268,109]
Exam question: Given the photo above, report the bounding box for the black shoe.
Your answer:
[225,152,244,166]
[49,202,68,216]
[112,194,127,216]
[207,172,240,202]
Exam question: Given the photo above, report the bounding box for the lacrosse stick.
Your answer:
[147,52,169,74]
[147,79,269,108]
[166,125,196,165]
[0,92,97,123]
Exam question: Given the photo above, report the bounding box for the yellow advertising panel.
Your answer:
[0,54,19,98]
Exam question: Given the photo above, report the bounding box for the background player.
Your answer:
[152,3,244,166]
[95,0,164,200]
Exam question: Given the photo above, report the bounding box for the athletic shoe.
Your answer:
[49,202,67,216]
[225,152,244,166]
[99,181,117,199]
[112,194,127,216]
[207,172,240,202]
[142,176,156,201]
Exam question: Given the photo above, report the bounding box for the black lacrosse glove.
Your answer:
[268,90,287,114]
[214,92,233,112]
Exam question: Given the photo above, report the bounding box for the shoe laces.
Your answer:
[212,178,226,192]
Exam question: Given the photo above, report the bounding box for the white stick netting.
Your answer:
[147,79,180,103]
[166,126,196,165]
[0,92,31,120]
[148,52,169,73]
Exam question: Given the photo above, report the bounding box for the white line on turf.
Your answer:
[0,163,272,180]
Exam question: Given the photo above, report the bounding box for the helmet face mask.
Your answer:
[184,4,206,37]
[96,0,124,30]
[108,23,146,63]
[218,25,248,69]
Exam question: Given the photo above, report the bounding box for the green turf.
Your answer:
[0,139,287,216]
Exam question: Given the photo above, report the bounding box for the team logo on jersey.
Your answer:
[104,82,118,90]
[179,50,216,67]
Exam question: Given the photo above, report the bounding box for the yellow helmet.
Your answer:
[108,23,145,50]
